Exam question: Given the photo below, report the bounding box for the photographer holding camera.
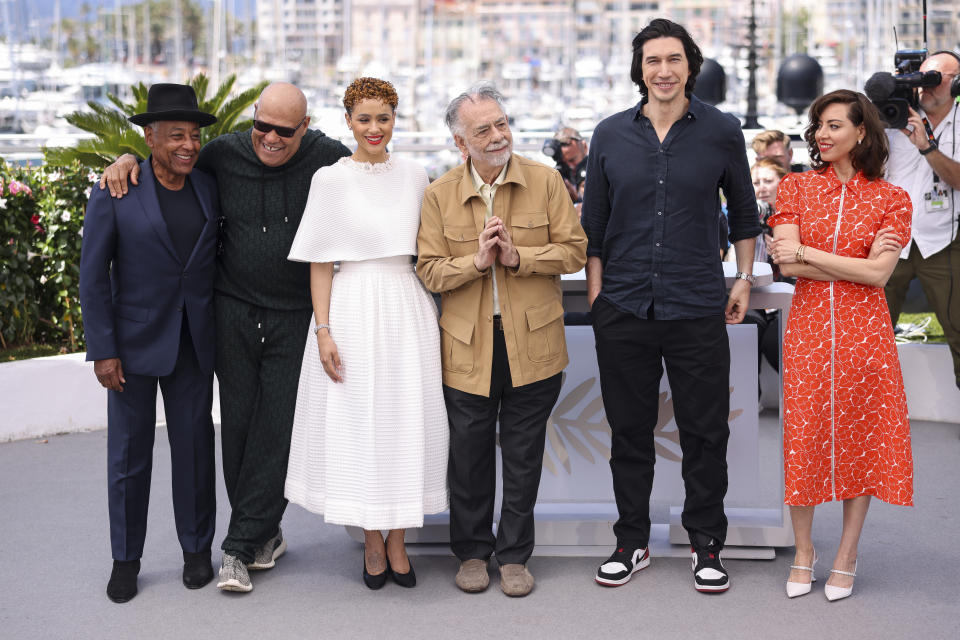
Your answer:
[543,126,588,205]
[883,51,960,392]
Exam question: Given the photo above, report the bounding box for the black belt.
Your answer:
[493,315,503,331]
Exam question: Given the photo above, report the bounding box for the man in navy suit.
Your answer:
[79,84,220,603]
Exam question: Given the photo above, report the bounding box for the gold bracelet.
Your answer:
[796,244,806,265]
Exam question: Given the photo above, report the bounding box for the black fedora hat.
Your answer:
[129,83,218,127]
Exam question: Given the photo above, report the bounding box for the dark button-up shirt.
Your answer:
[582,95,759,320]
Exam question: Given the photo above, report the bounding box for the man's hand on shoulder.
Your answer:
[99,154,141,199]
[94,358,126,392]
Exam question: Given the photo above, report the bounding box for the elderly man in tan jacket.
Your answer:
[417,83,587,597]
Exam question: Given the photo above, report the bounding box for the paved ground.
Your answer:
[1,415,957,639]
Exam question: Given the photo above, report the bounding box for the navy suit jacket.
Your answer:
[80,158,219,377]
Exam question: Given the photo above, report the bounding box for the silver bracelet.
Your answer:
[313,323,331,335]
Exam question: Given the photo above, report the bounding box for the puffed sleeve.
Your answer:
[768,172,801,227]
[881,183,913,248]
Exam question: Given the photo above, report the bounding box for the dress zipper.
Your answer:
[829,184,846,499]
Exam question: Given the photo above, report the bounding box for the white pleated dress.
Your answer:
[285,156,449,529]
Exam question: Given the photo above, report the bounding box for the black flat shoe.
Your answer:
[389,559,416,588]
[107,559,140,603]
[182,550,214,589]
[363,552,388,590]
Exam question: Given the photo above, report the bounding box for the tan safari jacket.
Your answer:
[416,154,587,396]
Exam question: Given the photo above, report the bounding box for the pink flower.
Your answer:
[8,180,32,196]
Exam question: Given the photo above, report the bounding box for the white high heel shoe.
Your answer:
[824,560,857,601]
[785,549,818,598]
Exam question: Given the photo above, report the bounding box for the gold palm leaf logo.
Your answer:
[540,374,743,476]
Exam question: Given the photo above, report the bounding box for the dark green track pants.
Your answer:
[215,294,313,562]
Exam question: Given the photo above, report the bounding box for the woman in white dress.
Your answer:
[285,78,448,589]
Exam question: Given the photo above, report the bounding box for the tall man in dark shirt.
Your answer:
[582,19,759,593]
[100,82,351,592]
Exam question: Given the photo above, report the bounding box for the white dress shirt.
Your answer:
[885,103,959,258]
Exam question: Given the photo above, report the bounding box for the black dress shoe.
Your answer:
[362,553,388,590]
[389,559,416,588]
[182,551,214,589]
[107,559,140,603]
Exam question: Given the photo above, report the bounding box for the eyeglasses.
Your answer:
[252,110,307,138]
[559,138,582,147]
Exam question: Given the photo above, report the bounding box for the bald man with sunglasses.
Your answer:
[101,82,351,593]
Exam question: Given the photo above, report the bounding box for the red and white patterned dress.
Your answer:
[770,167,914,507]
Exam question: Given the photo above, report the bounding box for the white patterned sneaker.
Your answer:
[248,528,287,571]
[217,553,252,592]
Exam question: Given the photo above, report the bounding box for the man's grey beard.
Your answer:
[486,146,511,166]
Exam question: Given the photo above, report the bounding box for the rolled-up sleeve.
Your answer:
[723,122,763,242]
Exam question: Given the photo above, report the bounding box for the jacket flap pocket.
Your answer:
[439,312,475,345]
[525,299,564,331]
[511,212,549,229]
[443,225,480,242]
[115,303,150,323]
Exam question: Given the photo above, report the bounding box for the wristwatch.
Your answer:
[734,272,756,286]
[919,141,938,156]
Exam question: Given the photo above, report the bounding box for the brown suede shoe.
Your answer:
[499,564,534,597]
[455,558,490,593]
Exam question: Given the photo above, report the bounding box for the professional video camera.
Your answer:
[864,49,942,129]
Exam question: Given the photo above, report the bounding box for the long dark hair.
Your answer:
[804,89,888,180]
[630,19,703,97]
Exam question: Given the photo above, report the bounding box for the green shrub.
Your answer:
[0,162,89,350]
[0,165,42,348]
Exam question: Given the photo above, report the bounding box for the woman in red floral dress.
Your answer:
[768,89,913,602]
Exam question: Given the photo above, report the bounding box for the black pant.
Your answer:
[215,294,313,562]
[443,329,562,565]
[107,316,216,561]
[592,297,730,548]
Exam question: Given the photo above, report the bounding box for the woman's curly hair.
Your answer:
[343,77,398,114]
[804,89,888,181]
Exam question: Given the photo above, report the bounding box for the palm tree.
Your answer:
[44,74,268,168]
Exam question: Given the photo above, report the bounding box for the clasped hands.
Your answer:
[767,227,903,265]
[474,216,520,271]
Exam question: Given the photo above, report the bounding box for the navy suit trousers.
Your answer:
[107,317,216,561]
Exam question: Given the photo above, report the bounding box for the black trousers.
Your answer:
[215,294,313,562]
[592,297,730,548]
[885,240,960,389]
[107,317,216,561]
[443,328,562,565]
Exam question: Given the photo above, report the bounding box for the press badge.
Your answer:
[924,185,951,212]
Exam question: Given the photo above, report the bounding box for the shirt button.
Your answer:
[657,211,662,215]
[658,148,663,153]
[658,180,663,184]
[528,221,533,228]
[654,272,659,277]
[656,242,661,247]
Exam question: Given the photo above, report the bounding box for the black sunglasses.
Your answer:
[252,111,307,138]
